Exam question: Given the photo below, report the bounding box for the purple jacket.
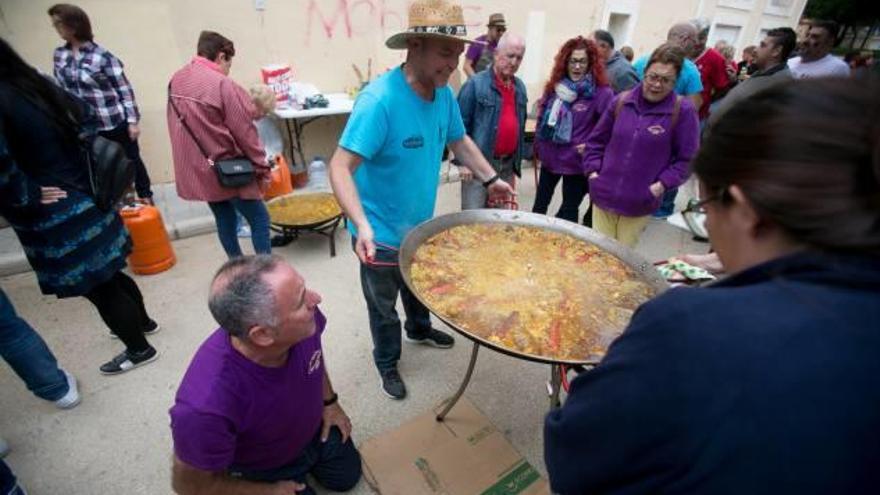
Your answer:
[584,84,699,217]
[535,86,614,175]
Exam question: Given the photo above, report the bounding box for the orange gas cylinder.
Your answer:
[120,204,176,275]
[263,155,294,200]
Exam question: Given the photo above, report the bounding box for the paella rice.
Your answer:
[410,224,657,362]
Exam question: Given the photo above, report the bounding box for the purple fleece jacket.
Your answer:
[535,85,614,175]
[583,84,699,217]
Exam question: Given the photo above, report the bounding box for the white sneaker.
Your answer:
[54,370,81,410]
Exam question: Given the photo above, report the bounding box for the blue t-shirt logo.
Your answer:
[402,135,424,149]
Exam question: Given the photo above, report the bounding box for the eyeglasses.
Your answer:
[492,26,507,33]
[683,195,720,215]
[645,72,676,86]
[568,58,589,67]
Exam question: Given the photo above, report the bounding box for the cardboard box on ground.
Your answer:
[361,398,550,495]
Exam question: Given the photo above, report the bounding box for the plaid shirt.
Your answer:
[53,41,140,131]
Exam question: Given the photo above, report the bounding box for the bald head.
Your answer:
[208,255,284,339]
[494,33,526,80]
[667,22,698,56]
[497,32,525,52]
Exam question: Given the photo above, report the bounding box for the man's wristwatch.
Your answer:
[482,174,501,188]
[323,392,339,407]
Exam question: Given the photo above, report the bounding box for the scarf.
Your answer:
[538,76,594,144]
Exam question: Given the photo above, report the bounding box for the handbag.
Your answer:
[167,83,256,188]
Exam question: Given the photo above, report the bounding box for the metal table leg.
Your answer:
[548,364,562,410]
[436,341,481,422]
[328,217,340,257]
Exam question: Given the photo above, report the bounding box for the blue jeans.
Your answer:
[0,460,26,495]
[353,237,432,372]
[208,199,271,258]
[653,187,678,217]
[229,427,361,495]
[0,289,68,402]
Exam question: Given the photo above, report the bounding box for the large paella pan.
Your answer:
[399,210,668,366]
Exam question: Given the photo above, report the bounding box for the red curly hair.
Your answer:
[541,36,609,102]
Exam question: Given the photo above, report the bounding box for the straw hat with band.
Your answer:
[385,0,483,50]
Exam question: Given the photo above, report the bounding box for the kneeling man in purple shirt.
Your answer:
[170,255,361,495]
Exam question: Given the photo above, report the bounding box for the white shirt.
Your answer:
[788,54,850,79]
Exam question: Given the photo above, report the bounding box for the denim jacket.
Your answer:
[457,69,528,176]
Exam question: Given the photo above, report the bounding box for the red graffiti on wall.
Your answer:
[305,0,483,45]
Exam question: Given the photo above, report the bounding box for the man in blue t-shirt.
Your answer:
[329,0,514,400]
[632,22,704,218]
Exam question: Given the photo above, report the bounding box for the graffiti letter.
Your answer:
[306,0,353,43]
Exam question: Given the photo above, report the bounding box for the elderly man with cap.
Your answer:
[329,0,515,400]
[593,29,638,93]
[463,12,507,77]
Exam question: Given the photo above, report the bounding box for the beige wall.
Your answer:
[0,0,803,185]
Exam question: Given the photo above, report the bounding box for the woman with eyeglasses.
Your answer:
[532,36,613,226]
[546,76,880,493]
[581,43,700,247]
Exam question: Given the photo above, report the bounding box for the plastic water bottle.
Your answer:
[306,157,329,192]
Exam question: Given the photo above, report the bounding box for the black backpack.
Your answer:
[13,84,135,212]
[84,134,135,211]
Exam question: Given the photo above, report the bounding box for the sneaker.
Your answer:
[404,328,455,349]
[99,346,159,375]
[109,320,160,339]
[378,368,407,400]
[54,370,81,410]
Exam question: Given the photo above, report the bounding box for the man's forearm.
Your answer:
[322,368,335,401]
[174,475,281,495]
[172,459,290,495]
[450,137,495,182]
[463,60,476,77]
[328,148,369,230]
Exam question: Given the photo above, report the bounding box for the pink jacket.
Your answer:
[167,57,269,202]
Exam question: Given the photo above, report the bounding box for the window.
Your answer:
[607,13,631,47]
[709,23,742,47]
[717,0,755,11]
[765,0,795,16]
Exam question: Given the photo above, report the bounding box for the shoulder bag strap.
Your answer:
[167,81,213,165]
[671,95,682,129]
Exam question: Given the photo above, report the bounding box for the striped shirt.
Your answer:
[53,41,139,131]
[167,56,269,202]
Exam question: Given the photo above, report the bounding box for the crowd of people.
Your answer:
[1,0,878,493]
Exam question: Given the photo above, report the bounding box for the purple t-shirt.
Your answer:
[466,34,496,66]
[169,309,327,471]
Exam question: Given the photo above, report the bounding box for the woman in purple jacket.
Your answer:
[532,37,613,225]
[584,43,700,247]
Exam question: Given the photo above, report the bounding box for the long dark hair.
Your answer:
[693,77,880,254]
[0,37,82,145]
[47,4,94,42]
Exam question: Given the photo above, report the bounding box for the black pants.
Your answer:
[99,122,153,198]
[83,271,152,353]
[532,169,592,226]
